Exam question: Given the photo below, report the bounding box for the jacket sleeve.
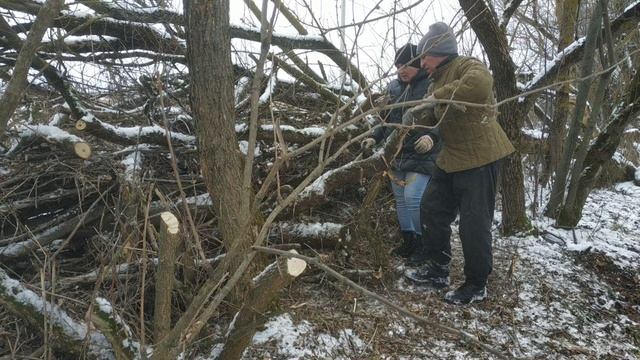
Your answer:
[371,123,389,143]
[426,126,440,143]
[432,58,493,104]
[411,105,438,127]
[372,81,400,143]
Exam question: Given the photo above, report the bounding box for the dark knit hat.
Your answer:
[394,44,421,68]
[417,22,458,56]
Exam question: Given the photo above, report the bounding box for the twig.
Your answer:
[252,246,514,360]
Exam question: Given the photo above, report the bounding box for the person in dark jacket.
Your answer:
[362,43,441,262]
[403,23,515,305]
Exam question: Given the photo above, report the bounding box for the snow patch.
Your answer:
[238,141,261,157]
[121,150,143,181]
[248,313,365,359]
[278,222,342,238]
[521,128,547,139]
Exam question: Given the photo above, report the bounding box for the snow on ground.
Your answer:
[198,182,639,359]
[197,313,366,360]
[541,181,640,270]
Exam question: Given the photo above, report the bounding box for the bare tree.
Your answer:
[0,0,63,134]
[0,1,639,358]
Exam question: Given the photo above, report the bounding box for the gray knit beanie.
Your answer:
[417,22,458,56]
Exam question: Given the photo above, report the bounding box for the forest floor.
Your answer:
[197,181,640,360]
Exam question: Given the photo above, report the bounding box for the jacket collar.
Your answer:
[430,54,459,80]
[397,68,429,86]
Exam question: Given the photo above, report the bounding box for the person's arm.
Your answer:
[425,126,440,144]
[371,80,402,143]
[407,102,438,127]
[432,58,493,104]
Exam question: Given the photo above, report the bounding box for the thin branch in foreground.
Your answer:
[252,246,514,360]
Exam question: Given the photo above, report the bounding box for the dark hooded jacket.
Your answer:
[372,69,441,175]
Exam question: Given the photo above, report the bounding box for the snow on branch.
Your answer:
[76,111,195,147]
[11,124,92,159]
[93,297,141,359]
[230,23,368,90]
[1,0,185,55]
[524,38,586,91]
[295,150,385,210]
[499,0,525,29]
[77,0,183,25]
[524,1,640,93]
[235,122,361,144]
[0,268,114,359]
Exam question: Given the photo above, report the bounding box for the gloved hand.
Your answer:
[361,138,376,150]
[414,135,434,153]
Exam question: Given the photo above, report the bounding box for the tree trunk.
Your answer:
[186,0,252,258]
[556,62,640,227]
[541,0,580,185]
[459,0,530,235]
[545,2,603,218]
[151,1,258,358]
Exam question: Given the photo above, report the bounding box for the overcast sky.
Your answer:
[229,0,461,89]
[10,1,560,95]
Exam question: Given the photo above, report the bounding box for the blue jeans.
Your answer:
[390,171,431,235]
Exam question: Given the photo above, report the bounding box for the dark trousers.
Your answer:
[420,161,500,286]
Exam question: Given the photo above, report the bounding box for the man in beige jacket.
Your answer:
[403,22,515,305]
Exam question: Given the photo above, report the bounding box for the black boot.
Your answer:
[392,231,416,258]
[405,234,428,266]
[404,260,450,288]
[444,282,487,304]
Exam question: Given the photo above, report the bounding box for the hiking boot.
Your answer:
[444,283,487,305]
[404,260,449,288]
[405,236,428,266]
[392,231,416,258]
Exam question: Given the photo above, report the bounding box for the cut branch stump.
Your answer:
[153,212,182,342]
[219,250,307,360]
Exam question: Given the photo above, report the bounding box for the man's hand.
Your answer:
[361,138,376,150]
[414,135,434,153]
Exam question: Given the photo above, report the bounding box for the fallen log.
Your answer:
[270,222,350,250]
[0,205,105,261]
[0,268,115,359]
[294,121,409,212]
[0,188,80,215]
[294,150,386,212]
[10,124,92,159]
[92,297,138,360]
[56,255,225,289]
[74,116,195,147]
[219,250,307,360]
